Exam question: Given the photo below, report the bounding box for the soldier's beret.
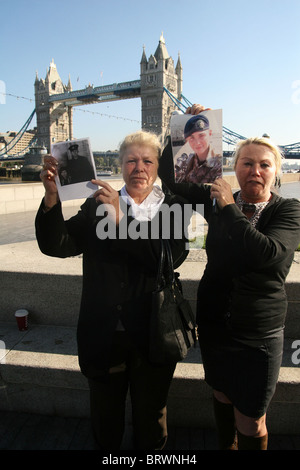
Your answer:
[184,114,210,139]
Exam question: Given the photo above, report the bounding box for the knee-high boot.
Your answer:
[213,396,237,450]
[237,431,268,450]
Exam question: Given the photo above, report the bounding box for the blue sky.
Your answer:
[1,0,300,151]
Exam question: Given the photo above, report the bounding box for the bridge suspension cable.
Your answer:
[280,142,300,154]
[3,138,38,158]
[163,88,247,147]
[222,126,247,146]
[163,87,188,113]
[181,94,193,108]
[0,109,36,157]
[74,107,140,123]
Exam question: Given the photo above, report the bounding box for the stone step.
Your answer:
[0,322,299,435]
[0,239,299,435]
[1,270,299,337]
[0,239,299,337]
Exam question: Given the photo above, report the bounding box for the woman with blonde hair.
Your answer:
[159,105,300,450]
[36,130,189,450]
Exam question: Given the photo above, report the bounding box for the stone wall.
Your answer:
[0,173,299,215]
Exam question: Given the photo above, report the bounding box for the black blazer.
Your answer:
[35,192,189,378]
[159,138,300,338]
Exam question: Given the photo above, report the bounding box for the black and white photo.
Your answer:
[51,138,97,201]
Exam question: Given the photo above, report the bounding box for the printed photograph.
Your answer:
[51,138,98,201]
[171,109,223,184]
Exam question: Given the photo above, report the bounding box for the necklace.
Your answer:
[236,192,270,227]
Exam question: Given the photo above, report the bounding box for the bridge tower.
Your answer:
[34,35,182,150]
[34,59,73,151]
[140,33,183,142]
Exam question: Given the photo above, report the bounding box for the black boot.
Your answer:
[213,396,237,450]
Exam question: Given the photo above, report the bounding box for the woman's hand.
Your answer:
[40,155,60,209]
[210,178,235,209]
[185,104,212,115]
[92,179,123,225]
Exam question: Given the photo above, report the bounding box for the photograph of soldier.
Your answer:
[51,138,98,201]
[60,143,95,185]
[174,114,222,184]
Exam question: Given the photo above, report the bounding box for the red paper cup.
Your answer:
[15,309,29,331]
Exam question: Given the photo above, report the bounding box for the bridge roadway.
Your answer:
[48,80,141,106]
[0,181,299,451]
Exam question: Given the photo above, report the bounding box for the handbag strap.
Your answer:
[155,239,175,289]
[163,239,175,285]
[156,239,166,289]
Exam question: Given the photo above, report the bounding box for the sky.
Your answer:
[1,0,300,152]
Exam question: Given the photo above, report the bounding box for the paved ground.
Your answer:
[1,409,300,451]
[0,181,299,246]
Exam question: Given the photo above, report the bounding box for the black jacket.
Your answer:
[35,193,189,377]
[159,139,300,338]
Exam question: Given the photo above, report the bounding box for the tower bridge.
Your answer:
[32,33,183,151]
[0,34,299,161]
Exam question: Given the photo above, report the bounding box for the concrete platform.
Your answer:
[0,238,299,434]
[0,182,299,438]
[0,175,299,215]
[0,240,299,335]
[0,322,299,435]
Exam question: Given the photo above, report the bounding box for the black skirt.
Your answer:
[198,323,284,418]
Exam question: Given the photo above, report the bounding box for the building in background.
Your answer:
[0,129,36,156]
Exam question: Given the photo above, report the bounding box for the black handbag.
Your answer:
[149,239,198,365]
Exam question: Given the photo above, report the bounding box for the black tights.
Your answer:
[88,331,176,450]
